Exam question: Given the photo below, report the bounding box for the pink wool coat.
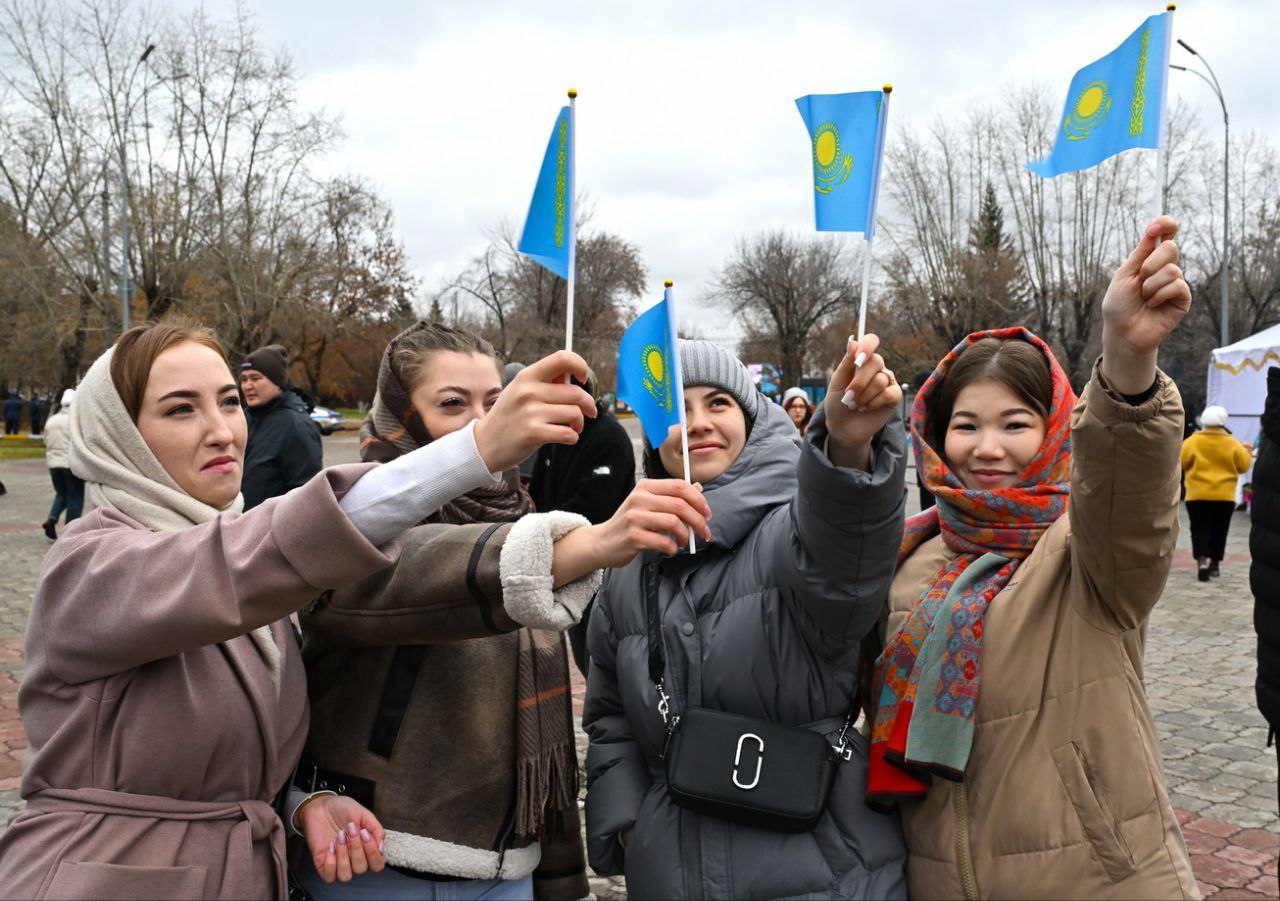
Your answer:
[0,465,393,900]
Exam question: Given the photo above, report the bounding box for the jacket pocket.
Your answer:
[1050,740,1137,883]
[43,860,208,900]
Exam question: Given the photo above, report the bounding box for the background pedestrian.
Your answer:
[3,393,21,435]
[239,344,323,509]
[781,385,814,436]
[28,393,46,436]
[40,389,84,540]
[1182,403,1253,580]
[530,367,635,675]
[1250,366,1280,822]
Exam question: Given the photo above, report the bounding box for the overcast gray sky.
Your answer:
[183,0,1274,339]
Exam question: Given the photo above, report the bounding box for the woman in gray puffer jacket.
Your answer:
[584,336,909,900]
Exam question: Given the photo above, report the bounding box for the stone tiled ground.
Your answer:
[1,426,1276,898]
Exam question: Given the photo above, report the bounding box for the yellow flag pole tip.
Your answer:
[1166,2,1175,8]
[567,88,578,98]
[882,83,894,93]
[663,280,674,288]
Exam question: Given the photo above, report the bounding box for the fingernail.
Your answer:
[337,829,347,846]
[347,822,358,837]
[329,841,336,855]
[847,335,855,353]
[854,352,867,369]
[378,839,385,853]
[361,828,372,842]
[841,389,858,410]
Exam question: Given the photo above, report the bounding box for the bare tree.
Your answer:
[712,230,859,385]
[0,0,411,402]
[439,212,646,386]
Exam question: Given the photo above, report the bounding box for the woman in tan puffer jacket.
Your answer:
[870,217,1199,899]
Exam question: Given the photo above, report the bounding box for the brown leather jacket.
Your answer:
[300,515,596,900]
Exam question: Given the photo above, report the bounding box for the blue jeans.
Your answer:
[47,468,84,523]
[298,853,534,901]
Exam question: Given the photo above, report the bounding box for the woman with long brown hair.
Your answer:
[296,321,712,900]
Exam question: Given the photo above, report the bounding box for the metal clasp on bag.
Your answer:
[732,733,765,790]
[656,679,681,760]
[831,721,854,762]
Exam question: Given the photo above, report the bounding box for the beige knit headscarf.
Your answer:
[69,345,244,531]
[68,345,279,687]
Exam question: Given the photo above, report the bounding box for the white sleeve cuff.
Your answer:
[498,511,602,631]
[339,421,502,547]
[287,788,312,837]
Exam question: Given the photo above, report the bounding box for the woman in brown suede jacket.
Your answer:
[297,322,714,900]
[873,218,1199,899]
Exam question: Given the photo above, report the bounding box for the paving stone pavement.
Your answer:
[1,427,1276,897]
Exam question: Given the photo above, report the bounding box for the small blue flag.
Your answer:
[1026,12,1171,178]
[796,90,887,235]
[518,106,573,278]
[616,295,682,449]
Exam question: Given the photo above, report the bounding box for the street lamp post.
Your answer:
[1172,39,1229,347]
[119,43,155,334]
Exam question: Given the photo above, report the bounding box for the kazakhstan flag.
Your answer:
[518,106,573,278]
[1027,11,1171,177]
[616,297,682,449]
[796,90,887,235]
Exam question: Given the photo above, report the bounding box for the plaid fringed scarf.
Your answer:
[868,328,1076,807]
[360,322,577,839]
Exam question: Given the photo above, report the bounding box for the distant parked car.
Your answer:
[310,405,344,435]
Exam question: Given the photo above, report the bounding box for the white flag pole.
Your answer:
[564,88,578,354]
[664,279,696,554]
[856,84,893,341]
[856,237,874,341]
[1153,5,1175,220]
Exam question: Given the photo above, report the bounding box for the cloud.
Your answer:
[175,0,1276,351]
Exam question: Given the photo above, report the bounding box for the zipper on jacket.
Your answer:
[954,783,979,901]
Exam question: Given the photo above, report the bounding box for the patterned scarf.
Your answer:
[360,324,575,839]
[868,327,1076,806]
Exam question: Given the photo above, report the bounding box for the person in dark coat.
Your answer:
[1251,366,1280,818]
[29,393,46,435]
[531,368,636,674]
[584,337,908,899]
[239,345,323,510]
[4,393,22,435]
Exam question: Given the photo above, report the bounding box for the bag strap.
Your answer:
[644,556,665,687]
[643,557,678,740]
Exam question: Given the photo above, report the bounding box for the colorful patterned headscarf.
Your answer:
[868,327,1077,806]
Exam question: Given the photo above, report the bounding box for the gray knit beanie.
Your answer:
[679,340,759,427]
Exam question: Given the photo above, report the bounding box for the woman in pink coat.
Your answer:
[0,320,706,900]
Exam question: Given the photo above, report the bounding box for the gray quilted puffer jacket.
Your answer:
[583,399,909,900]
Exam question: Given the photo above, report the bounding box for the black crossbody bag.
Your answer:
[645,560,859,833]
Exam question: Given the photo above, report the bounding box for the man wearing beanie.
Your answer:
[239,344,322,509]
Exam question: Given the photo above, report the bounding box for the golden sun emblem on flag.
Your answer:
[1063,80,1112,141]
[641,342,672,411]
[811,122,853,194]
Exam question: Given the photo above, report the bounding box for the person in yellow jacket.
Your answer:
[1181,404,1252,581]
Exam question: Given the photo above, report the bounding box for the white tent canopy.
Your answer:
[1205,322,1280,447]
